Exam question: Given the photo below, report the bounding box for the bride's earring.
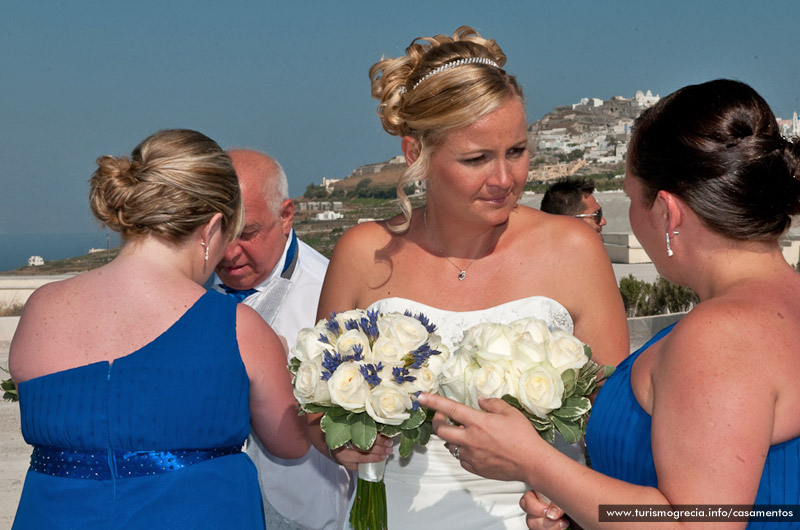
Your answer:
[201,241,209,262]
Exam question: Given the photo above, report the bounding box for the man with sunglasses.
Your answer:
[540,176,607,234]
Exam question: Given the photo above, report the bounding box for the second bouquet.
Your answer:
[439,317,614,445]
[289,308,448,530]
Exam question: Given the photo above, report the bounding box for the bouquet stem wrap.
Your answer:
[350,460,388,530]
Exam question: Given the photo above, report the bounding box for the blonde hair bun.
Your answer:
[89,129,243,243]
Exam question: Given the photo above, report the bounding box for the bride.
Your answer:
[314,26,629,529]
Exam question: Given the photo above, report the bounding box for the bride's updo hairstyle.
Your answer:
[90,129,244,243]
[370,25,524,232]
[629,79,800,241]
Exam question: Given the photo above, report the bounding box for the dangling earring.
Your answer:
[666,230,678,257]
[201,241,209,262]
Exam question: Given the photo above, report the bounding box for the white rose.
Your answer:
[402,366,439,394]
[331,309,369,334]
[376,313,430,352]
[291,327,335,363]
[511,333,548,370]
[459,322,515,364]
[327,361,369,412]
[547,330,589,373]
[439,352,476,403]
[336,329,372,359]
[518,362,565,419]
[370,336,406,363]
[293,361,331,405]
[508,317,551,345]
[365,381,413,425]
[424,340,449,376]
[466,361,512,409]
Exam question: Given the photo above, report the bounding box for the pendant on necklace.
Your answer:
[458,270,467,281]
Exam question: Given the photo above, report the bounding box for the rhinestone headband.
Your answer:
[401,57,500,94]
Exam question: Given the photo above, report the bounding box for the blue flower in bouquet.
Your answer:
[289,309,449,451]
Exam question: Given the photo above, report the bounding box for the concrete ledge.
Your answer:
[627,312,687,353]
[0,318,20,343]
[602,232,652,264]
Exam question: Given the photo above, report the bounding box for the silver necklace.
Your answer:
[423,206,492,281]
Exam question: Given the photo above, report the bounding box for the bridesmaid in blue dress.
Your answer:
[10,129,309,528]
[422,80,800,529]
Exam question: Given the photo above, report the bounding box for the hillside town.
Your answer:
[319,89,800,190]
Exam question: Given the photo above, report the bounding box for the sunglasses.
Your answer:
[572,207,603,225]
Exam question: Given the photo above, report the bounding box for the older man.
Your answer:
[540,176,607,234]
[209,149,352,530]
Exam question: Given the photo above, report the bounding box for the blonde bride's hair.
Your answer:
[369,26,524,232]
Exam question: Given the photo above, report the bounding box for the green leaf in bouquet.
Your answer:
[601,364,616,380]
[399,408,426,430]
[561,369,577,398]
[378,424,402,438]
[537,425,556,444]
[398,428,420,457]
[350,413,378,451]
[501,394,523,409]
[301,403,332,415]
[287,357,301,374]
[329,406,351,418]
[551,396,591,421]
[551,415,583,444]
[528,414,552,431]
[321,413,353,449]
[583,344,593,360]
[418,420,432,446]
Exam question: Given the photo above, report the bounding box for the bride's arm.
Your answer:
[551,222,629,367]
[311,222,394,467]
[316,222,381,320]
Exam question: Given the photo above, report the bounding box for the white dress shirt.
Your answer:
[212,230,353,530]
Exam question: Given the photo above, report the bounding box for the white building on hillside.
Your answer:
[28,256,44,267]
[778,112,800,138]
[314,211,343,221]
[634,90,660,106]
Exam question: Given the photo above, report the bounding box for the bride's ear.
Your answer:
[402,136,420,166]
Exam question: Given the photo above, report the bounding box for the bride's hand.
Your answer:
[520,491,569,530]
[331,434,393,471]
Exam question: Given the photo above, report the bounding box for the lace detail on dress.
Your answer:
[367,296,574,350]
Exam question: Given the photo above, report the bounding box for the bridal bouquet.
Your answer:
[440,318,613,444]
[289,309,448,530]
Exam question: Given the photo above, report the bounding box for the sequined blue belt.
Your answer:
[29,444,243,480]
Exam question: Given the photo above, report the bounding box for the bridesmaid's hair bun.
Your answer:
[89,129,244,243]
[629,79,800,241]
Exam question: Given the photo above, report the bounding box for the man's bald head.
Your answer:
[215,149,295,290]
[228,149,289,217]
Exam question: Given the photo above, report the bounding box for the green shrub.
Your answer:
[619,275,699,317]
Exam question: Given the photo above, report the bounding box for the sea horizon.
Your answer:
[0,231,121,273]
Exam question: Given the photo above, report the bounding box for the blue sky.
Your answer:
[2,0,799,236]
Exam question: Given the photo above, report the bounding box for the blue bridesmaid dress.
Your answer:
[586,324,800,529]
[13,290,265,529]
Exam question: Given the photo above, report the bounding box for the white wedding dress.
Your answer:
[357,296,583,530]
